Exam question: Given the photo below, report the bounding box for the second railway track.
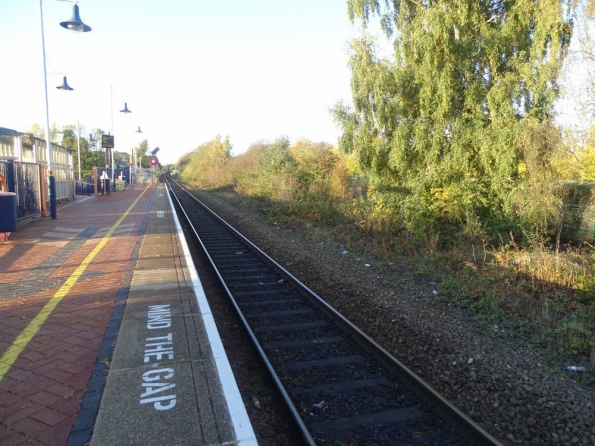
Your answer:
[166,177,501,446]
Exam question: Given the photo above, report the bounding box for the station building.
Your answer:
[0,127,74,219]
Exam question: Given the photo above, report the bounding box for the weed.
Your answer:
[346,250,358,262]
[201,182,595,365]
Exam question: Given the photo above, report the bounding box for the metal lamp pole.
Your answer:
[110,87,132,189]
[89,133,98,170]
[76,120,81,181]
[38,0,55,218]
[39,0,91,218]
[135,126,142,184]
[119,103,132,185]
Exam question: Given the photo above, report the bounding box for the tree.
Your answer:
[560,0,595,123]
[554,1,595,182]
[334,0,575,238]
[181,136,232,187]
[289,139,348,198]
[89,129,107,169]
[176,152,193,171]
[23,123,46,138]
[135,139,150,168]
[56,125,99,178]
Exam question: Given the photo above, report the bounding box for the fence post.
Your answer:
[94,167,98,196]
[40,164,48,217]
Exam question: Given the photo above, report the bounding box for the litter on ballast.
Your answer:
[565,366,586,372]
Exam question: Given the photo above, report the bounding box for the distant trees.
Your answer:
[59,126,94,175]
[178,137,352,206]
[333,0,575,239]
[289,140,350,199]
[553,0,595,183]
[180,136,232,187]
[20,122,157,179]
[21,123,109,175]
[135,139,150,168]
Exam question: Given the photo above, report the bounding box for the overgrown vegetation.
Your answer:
[178,135,595,368]
[176,0,595,370]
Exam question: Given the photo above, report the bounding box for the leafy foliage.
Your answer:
[180,136,232,187]
[335,0,575,240]
[175,129,595,361]
[289,140,350,199]
[135,139,150,168]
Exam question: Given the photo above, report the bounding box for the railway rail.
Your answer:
[166,176,502,446]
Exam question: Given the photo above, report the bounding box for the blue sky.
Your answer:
[1,1,362,164]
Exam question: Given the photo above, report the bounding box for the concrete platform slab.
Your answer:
[0,182,256,446]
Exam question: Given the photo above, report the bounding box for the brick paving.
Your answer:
[0,184,155,446]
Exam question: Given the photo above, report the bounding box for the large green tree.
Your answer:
[334,0,574,237]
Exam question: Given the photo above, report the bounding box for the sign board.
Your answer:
[101,134,115,148]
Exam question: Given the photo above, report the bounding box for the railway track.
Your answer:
[166,177,502,446]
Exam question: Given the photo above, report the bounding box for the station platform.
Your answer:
[0,183,257,446]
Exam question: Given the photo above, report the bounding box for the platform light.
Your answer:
[40,0,91,218]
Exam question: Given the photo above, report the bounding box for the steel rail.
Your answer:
[166,176,502,446]
[166,178,316,445]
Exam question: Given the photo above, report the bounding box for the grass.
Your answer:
[199,186,595,375]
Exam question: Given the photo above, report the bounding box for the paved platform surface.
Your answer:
[0,183,256,446]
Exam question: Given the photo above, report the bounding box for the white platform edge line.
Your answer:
[165,185,258,446]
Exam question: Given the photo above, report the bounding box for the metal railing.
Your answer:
[14,162,43,218]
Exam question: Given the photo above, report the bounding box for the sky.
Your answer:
[0,1,363,165]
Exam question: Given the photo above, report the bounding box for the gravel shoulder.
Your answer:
[190,188,595,446]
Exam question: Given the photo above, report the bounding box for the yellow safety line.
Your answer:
[0,185,151,382]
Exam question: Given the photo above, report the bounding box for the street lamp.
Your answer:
[54,74,83,181]
[110,88,133,187]
[60,3,92,32]
[132,126,142,183]
[39,0,91,219]
[56,76,73,91]
[76,121,81,181]
[89,133,98,169]
[115,102,131,185]
[54,75,81,180]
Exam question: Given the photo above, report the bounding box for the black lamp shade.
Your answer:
[56,76,73,91]
[60,4,92,32]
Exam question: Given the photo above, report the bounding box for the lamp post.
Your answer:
[39,0,91,219]
[55,76,78,182]
[89,133,98,169]
[76,121,81,181]
[118,103,131,185]
[132,126,142,184]
[56,77,81,182]
[110,87,132,187]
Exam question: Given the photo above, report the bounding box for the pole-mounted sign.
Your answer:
[101,134,114,148]
[101,135,115,168]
